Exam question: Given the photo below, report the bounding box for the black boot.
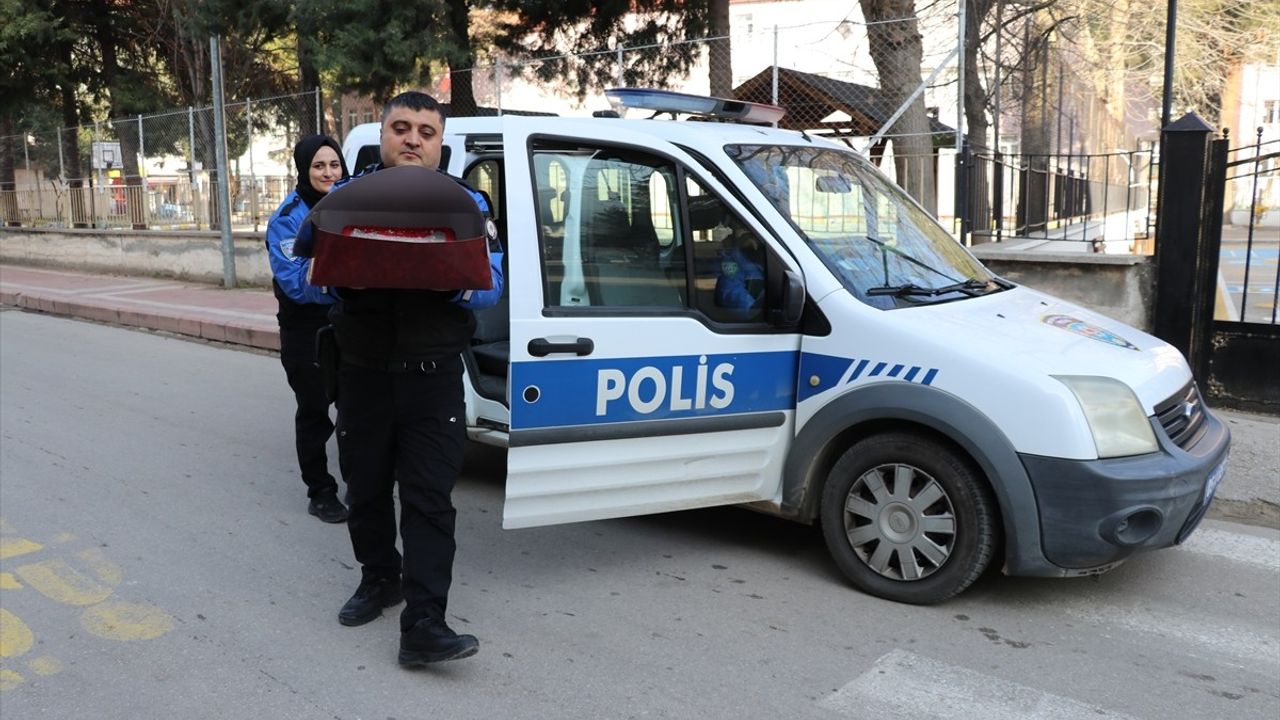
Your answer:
[338,577,403,626]
[308,491,349,524]
[399,618,479,666]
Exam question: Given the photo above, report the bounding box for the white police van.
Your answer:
[342,89,1230,604]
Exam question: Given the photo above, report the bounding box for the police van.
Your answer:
[341,89,1230,604]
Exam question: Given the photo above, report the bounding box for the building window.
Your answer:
[347,110,358,130]
[364,110,375,124]
[1264,100,1279,126]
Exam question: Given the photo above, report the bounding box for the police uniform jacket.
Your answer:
[266,191,335,329]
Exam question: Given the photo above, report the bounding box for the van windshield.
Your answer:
[725,144,1007,309]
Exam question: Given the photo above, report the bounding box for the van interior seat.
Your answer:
[469,251,511,402]
[585,202,683,307]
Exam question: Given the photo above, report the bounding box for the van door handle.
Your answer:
[528,337,594,357]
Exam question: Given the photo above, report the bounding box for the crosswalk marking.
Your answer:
[1179,526,1280,572]
[821,649,1138,719]
[1057,595,1280,668]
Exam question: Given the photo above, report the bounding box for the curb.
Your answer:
[1,288,281,352]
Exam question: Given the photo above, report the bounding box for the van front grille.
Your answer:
[1154,382,1207,450]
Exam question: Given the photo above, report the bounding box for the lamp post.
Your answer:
[1161,0,1177,129]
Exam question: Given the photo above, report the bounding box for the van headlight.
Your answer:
[1054,376,1159,458]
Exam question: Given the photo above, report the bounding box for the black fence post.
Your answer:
[1152,112,1222,382]
[992,151,1005,242]
[956,143,970,245]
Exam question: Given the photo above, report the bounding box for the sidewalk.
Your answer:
[0,263,279,351]
[2,262,1276,528]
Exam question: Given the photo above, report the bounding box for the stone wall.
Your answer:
[0,228,273,287]
[970,247,1155,331]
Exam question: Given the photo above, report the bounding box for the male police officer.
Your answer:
[297,91,503,665]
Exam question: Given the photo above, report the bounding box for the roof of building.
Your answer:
[733,67,955,145]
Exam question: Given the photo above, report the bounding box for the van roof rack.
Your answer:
[604,88,785,125]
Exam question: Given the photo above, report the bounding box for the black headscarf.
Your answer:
[293,134,348,209]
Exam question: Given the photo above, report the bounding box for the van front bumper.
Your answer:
[1018,409,1231,571]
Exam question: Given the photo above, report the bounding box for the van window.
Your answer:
[465,158,502,229]
[531,141,776,327]
[351,143,452,175]
[353,145,381,175]
[685,175,768,323]
[532,143,685,309]
[726,144,1001,308]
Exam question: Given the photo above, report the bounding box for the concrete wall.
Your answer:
[1,228,1159,330]
[0,228,273,287]
[969,247,1155,331]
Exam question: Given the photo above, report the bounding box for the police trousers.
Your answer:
[335,358,466,631]
[279,323,338,498]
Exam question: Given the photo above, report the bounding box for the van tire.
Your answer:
[820,432,996,604]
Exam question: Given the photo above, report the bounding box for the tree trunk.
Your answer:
[297,1,322,134]
[93,0,147,228]
[59,47,89,227]
[1018,28,1051,234]
[860,0,936,214]
[0,117,19,226]
[446,0,477,117]
[709,0,733,97]
[962,0,992,234]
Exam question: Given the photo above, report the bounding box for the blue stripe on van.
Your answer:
[510,350,799,430]
[797,353,855,403]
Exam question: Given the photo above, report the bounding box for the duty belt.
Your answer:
[341,352,463,374]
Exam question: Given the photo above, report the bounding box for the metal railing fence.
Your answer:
[958,148,1155,250]
[1222,131,1280,324]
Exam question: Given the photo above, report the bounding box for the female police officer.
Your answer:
[265,134,350,523]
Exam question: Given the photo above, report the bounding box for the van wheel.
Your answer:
[820,432,996,604]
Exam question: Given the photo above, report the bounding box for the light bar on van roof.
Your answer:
[605,88,785,125]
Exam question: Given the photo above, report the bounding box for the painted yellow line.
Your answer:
[0,669,22,692]
[28,656,63,676]
[0,608,35,658]
[80,601,174,642]
[0,573,20,590]
[14,559,113,606]
[75,548,123,587]
[0,537,44,561]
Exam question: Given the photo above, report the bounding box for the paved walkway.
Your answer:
[0,264,279,351]
[2,262,1276,527]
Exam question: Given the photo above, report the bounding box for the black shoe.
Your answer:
[338,577,403,626]
[308,492,349,524]
[399,618,479,666]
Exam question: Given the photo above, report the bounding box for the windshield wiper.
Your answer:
[860,235,959,283]
[866,278,998,297]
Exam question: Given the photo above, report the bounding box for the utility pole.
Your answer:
[210,35,236,287]
[1161,0,1177,129]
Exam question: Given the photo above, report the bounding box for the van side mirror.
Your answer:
[770,270,805,327]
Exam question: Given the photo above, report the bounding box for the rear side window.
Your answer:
[530,139,774,328]
[352,144,453,174]
[353,145,380,175]
[532,143,685,309]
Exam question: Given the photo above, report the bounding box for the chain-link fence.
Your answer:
[1,90,320,232]
[435,9,966,149]
[2,4,1162,243]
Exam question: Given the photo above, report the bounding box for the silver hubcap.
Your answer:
[843,463,956,581]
